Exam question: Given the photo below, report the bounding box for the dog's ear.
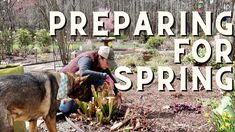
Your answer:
[75,71,80,77]
[75,75,89,86]
[80,75,89,81]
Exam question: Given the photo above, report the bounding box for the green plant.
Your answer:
[146,52,168,72]
[38,53,49,62]
[34,29,52,47]
[146,35,165,49]
[198,98,219,109]
[13,28,32,57]
[120,54,145,67]
[182,52,196,65]
[34,29,51,47]
[208,56,225,69]
[205,95,235,131]
[0,29,13,55]
[209,112,235,131]
[68,43,80,51]
[0,29,14,62]
[139,31,149,44]
[146,48,156,54]
[75,84,117,124]
[183,47,224,69]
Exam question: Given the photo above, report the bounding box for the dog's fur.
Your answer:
[0,71,87,132]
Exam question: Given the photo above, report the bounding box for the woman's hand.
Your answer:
[116,92,122,109]
[62,98,72,104]
[105,75,114,87]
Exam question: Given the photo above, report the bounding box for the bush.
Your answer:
[183,47,224,69]
[182,53,196,65]
[13,28,32,57]
[120,54,145,67]
[0,30,13,55]
[146,35,165,49]
[146,52,168,72]
[139,31,149,44]
[34,29,52,47]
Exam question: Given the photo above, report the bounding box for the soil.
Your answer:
[37,72,221,132]
[36,73,221,132]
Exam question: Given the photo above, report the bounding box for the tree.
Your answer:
[231,3,235,61]
[36,0,69,65]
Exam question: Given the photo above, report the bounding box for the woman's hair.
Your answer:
[99,55,105,60]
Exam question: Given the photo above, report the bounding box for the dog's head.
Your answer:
[64,72,89,99]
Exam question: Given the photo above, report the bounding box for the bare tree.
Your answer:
[231,3,235,60]
[36,0,69,65]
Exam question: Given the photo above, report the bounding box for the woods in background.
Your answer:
[0,0,234,63]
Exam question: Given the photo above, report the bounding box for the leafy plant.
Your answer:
[13,28,32,57]
[198,98,219,109]
[0,29,14,62]
[183,47,225,69]
[209,112,235,131]
[146,48,157,54]
[0,29,13,55]
[38,53,49,62]
[183,52,196,65]
[205,95,235,131]
[120,54,145,67]
[146,52,168,72]
[146,35,165,49]
[139,31,149,44]
[34,29,52,47]
[75,84,117,124]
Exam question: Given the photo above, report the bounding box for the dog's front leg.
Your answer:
[29,120,37,132]
[44,115,56,132]
[0,107,13,132]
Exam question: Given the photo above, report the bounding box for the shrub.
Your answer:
[198,98,219,109]
[38,53,49,62]
[139,31,149,44]
[120,54,145,67]
[146,35,165,49]
[183,47,224,69]
[34,29,52,47]
[182,53,196,65]
[146,48,157,54]
[0,29,13,55]
[146,52,168,72]
[13,28,32,57]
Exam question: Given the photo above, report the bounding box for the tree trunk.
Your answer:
[231,3,235,61]
[50,0,69,65]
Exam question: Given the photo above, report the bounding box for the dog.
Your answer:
[0,71,87,132]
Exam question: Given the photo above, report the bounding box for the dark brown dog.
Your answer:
[0,71,87,132]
